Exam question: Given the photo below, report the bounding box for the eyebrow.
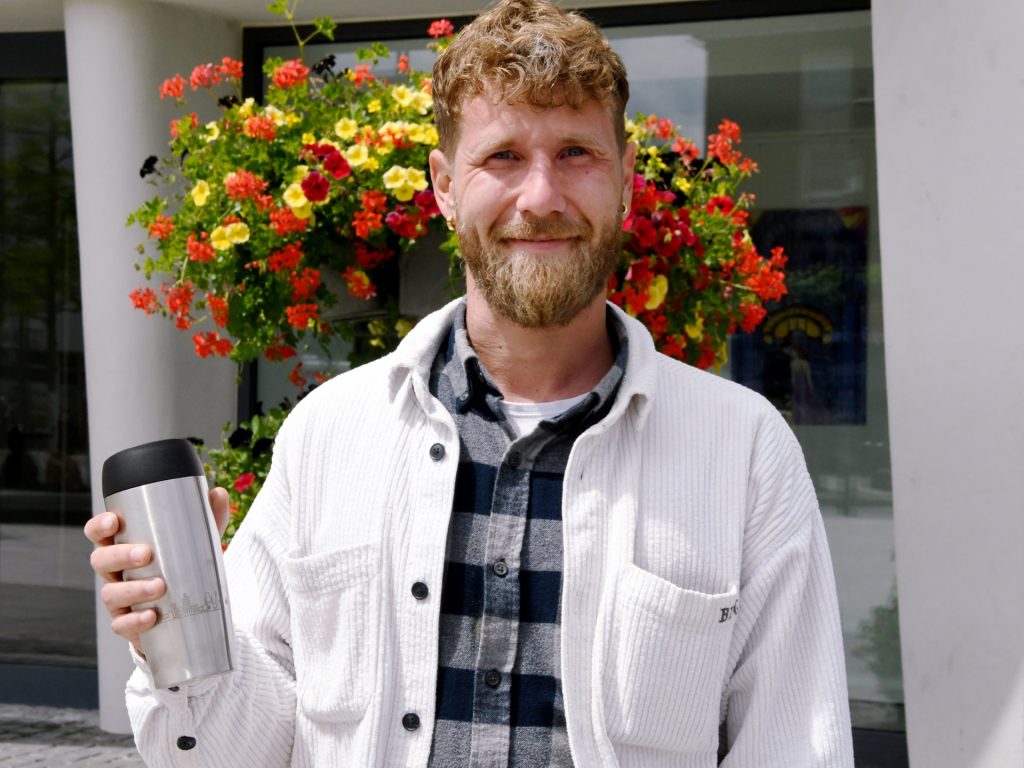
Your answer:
[466,132,611,160]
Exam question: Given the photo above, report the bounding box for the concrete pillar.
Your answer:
[64,0,240,733]
[873,0,1024,764]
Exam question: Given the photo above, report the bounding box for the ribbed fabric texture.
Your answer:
[125,298,854,768]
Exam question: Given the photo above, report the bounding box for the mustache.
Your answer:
[491,217,590,241]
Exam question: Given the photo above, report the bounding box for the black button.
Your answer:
[429,443,445,461]
[402,712,420,731]
[411,581,429,600]
[176,736,197,751]
[484,669,501,688]
[492,559,509,578]
[507,451,521,468]
[167,686,180,692]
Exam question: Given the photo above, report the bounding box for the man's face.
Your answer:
[429,96,635,328]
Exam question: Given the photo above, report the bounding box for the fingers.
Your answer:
[100,576,165,613]
[111,607,160,646]
[89,542,152,583]
[84,512,119,546]
[210,486,230,537]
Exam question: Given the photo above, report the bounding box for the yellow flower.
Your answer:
[364,157,379,171]
[625,118,643,144]
[345,144,369,168]
[264,105,286,126]
[210,226,231,251]
[292,202,314,220]
[375,144,394,157]
[408,123,438,145]
[412,91,433,115]
[334,117,357,140]
[284,113,301,126]
[406,167,428,191]
[284,183,308,208]
[238,97,256,118]
[290,165,309,183]
[301,131,317,145]
[644,275,668,311]
[395,318,415,338]
[684,315,704,340]
[226,222,250,244]
[673,175,692,194]
[367,99,381,114]
[390,85,415,108]
[190,180,211,207]
[713,343,728,373]
[205,122,220,143]
[382,165,409,189]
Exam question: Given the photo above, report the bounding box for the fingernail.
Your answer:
[130,546,147,565]
[145,579,160,596]
[102,514,115,531]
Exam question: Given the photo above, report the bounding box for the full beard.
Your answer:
[459,216,623,328]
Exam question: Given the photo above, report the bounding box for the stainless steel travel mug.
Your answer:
[102,438,234,689]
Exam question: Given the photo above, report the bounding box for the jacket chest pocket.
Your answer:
[284,542,379,723]
[601,562,738,754]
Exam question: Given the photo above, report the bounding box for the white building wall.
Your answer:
[64,0,240,733]
[872,1,1024,765]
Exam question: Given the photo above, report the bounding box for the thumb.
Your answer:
[209,486,230,538]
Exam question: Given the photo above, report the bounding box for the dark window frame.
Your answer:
[243,6,905,764]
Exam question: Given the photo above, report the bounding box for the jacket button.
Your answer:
[429,443,445,461]
[411,581,429,600]
[176,736,197,750]
[507,451,521,468]
[492,560,508,578]
[402,712,420,731]
[484,669,501,688]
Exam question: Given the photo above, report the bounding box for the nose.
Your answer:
[515,159,566,218]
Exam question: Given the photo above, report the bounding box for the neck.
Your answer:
[465,289,614,403]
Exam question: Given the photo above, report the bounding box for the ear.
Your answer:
[429,148,456,219]
[621,141,637,210]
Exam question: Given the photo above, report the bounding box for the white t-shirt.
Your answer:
[499,393,589,438]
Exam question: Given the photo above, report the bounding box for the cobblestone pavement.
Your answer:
[0,704,145,766]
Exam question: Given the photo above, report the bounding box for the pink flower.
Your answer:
[301,172,330,202]
[233,472,255,493]
[428,19,455,38]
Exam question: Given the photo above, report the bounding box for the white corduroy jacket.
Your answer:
[126,299,854,768]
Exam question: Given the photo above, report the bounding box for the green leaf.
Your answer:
[313,16,336,41]
[266,0,288,17]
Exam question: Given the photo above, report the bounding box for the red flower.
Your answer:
[269,207,308,237]
[244,116,276,141]
[285,303,319,329]
[707,195,735,215]
[206,294,229,327]
[354,243,393,269]
[301,172,330,202]
[189,63,222,90]
[147,215,175,240]
[290,267,320,302]
[170,113,199,138]
[351,64,375,87]
[272,59,309,89]
[163,282,194,318]
[268,242,304,272]
[192,331,232,358]
[129,288,159,315]
[386,207,425,239]
[361,190,389,213]
[353,210,384,239]
[397,54,409,73]
[224,169,269,200]
[428,19,455,38]
[413,189,440,218]
[187,232,216,262]
[263,342,297,361]
[233,472,255,494]
[323,151,351,180]
[159,74,185,100]
[739,302,767,333]
[342,267,376,299]
[288,362,307,389]
[216,57,243,80]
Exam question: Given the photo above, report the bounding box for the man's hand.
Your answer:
[84,487,230,654]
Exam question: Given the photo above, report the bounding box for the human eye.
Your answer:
[489,148,516,161]
[562,145,589,158]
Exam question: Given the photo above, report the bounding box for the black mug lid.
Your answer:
[102,438,204,498]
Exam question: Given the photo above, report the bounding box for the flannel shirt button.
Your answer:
[456,391,470,407]
[402,712,421,731]
[176,736,197,750]
[484,669,501,688]
[411,581,429,600]
[492,559,509,578]
[507,451,521,468]
[429,443,445,461]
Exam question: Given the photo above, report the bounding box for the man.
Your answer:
[86,1,854,765]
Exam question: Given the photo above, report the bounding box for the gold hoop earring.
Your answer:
[445,216,456,232]
[621,201,630,216]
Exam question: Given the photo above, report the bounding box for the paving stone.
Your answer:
[0,704,145,766]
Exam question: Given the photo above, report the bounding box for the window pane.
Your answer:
[608,11,903,731]
[0,81,94,669]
